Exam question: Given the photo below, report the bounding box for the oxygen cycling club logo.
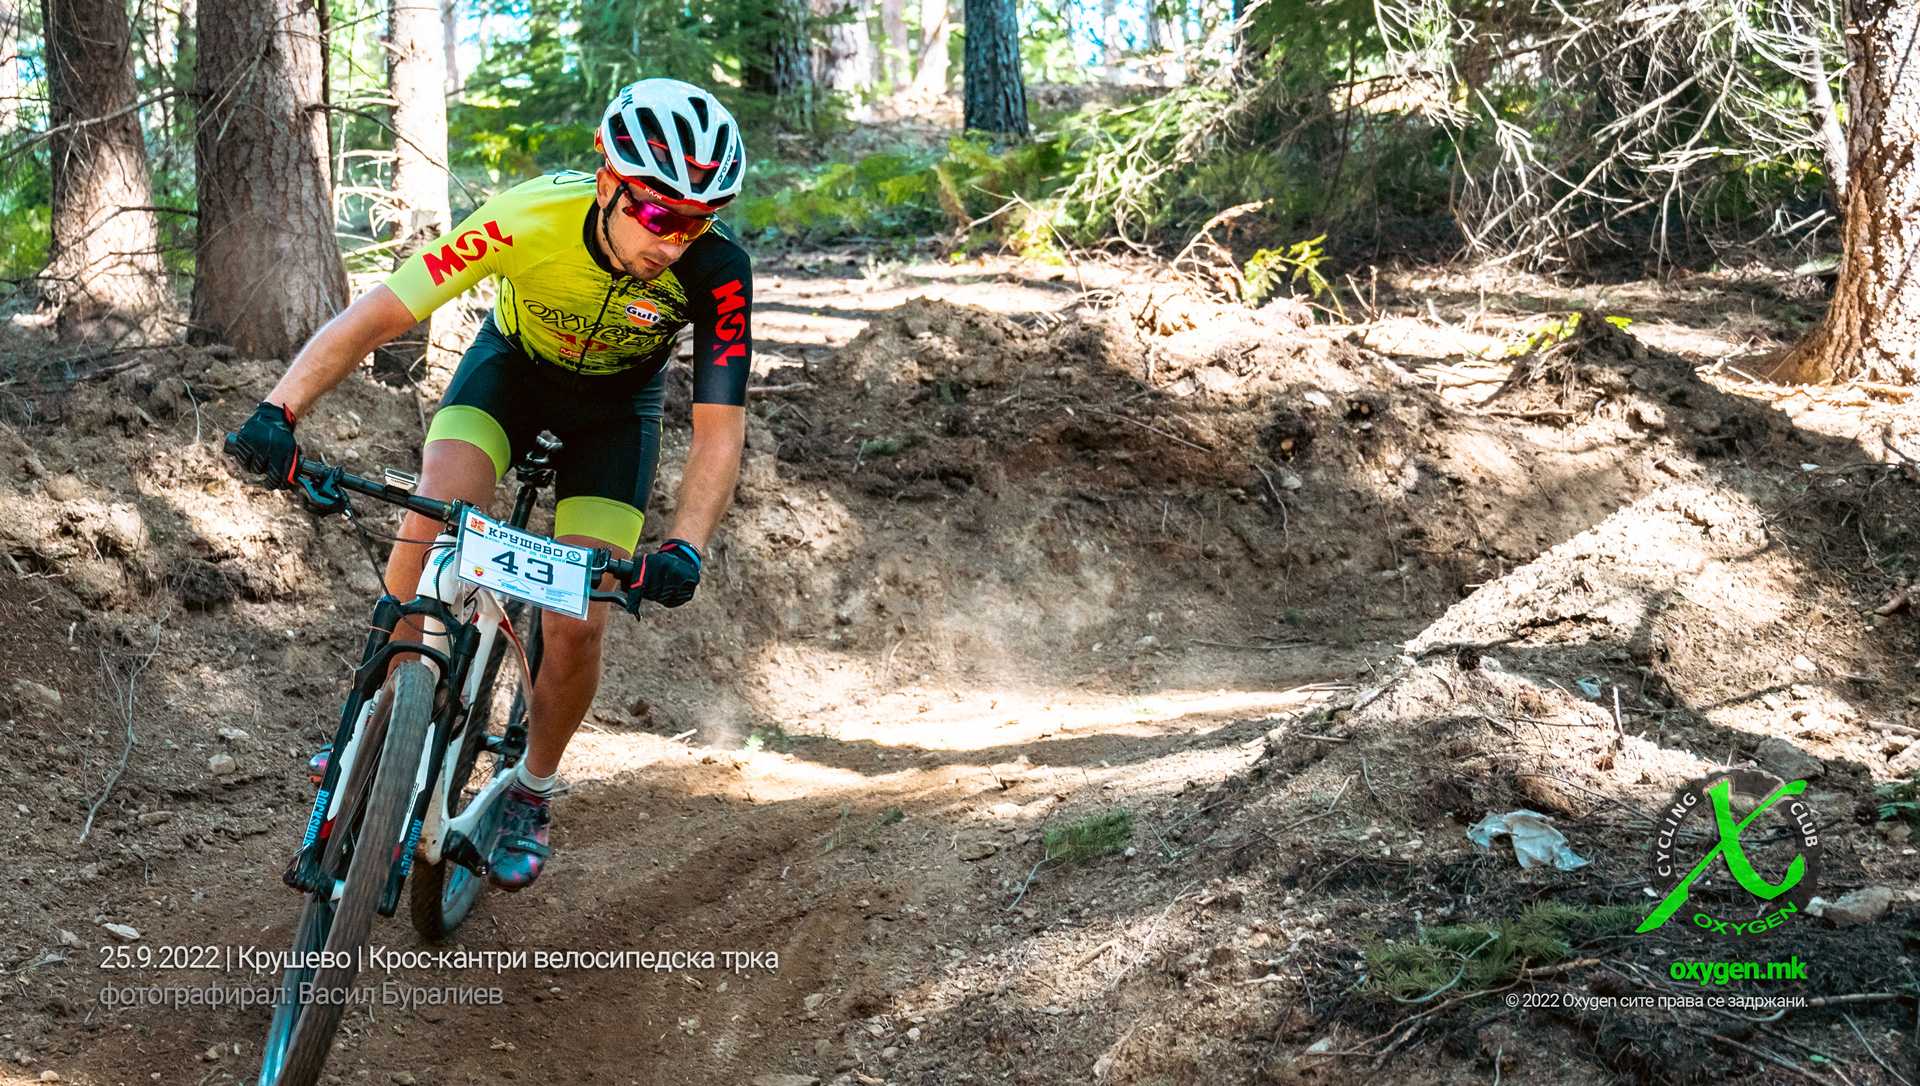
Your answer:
[1639,770,1822,940]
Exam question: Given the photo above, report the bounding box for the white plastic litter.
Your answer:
[1466,810,1590,871]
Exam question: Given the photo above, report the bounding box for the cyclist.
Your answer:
[227,78,752,893]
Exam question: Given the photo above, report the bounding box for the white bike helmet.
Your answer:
[596,79,745,212]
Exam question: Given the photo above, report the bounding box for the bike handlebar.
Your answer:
[223,434,641,592]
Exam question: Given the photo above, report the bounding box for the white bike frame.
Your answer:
[314,532,534,875]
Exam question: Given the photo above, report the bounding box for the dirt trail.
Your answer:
[3,256,1919,1086]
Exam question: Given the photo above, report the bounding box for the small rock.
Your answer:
[880,1047,900,1061]
[627,695,653,719]
[1811,886,1894,927]
[1630,403,1666,430]
[57,930,79,947]
[1298,1037,1336,1065]
[11,679,62,712]
[217,727,250,741]
[748,1076,819,1086]
[138,811,173,825]
[102,923,140,942]
[802,992,828,1016]
[905,1027,921,1042]
[1754,737,1824,780]
[989,802,1021,819]
[200,1046,222,1062]
[1302,390,1333,409]
[39,1072,60,1082]
[209,753,237,775]
[958,837,999,862]
[1792,654,1817,673]
[1875,821,1912,843]
[389,1074,416,1085]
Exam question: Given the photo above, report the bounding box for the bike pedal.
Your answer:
[443,831,490,877]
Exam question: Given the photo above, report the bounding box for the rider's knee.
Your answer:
[541,609,606,657]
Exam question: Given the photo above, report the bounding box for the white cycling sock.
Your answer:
[513,762,559,796]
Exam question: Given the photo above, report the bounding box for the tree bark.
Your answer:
[1101,0,1120,79]
[744,0,814,128]
[190,0,348,359]
[879,0,908,89]
[0,0,20,133]
[814,0,873,111]
[40,0,168,341]
[962,0,1027,137]
[442,0,460,98]
[910,0,948,94]
[1778,0,1920,383]
[374,0,450,383]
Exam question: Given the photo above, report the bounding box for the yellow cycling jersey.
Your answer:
[384,171,753,396]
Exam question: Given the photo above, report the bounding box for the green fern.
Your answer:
[1366,902,1645,1001]
[1043,810,1134,865]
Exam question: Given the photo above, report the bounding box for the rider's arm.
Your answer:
[668,404,745,550]
[667,250,754,551]
[262,285,420,419]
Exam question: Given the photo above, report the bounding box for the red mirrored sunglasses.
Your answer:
[616,182,714,245]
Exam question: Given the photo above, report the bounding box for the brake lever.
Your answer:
[296,467,352,518]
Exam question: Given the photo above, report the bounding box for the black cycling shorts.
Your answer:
[425,314,663,552]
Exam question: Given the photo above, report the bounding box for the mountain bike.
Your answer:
[228,435,642,1086]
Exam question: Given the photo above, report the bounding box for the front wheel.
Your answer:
[409,606,525,940]
[264,661,436,1086]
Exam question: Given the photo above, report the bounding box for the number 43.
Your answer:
[491,550,554,585]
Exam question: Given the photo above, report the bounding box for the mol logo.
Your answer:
[1640,770,1823,941]
[624,300,663,327]
[423,221,515,285]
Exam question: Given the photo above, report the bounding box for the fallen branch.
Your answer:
[80,628,166,842]
[747,383,815,395]
[1686,1026,1844,1086]
[1082,407,1212,452]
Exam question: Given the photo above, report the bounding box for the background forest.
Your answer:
[0,0,1861,357]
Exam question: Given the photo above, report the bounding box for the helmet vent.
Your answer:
[636,109,676,178]
[690,97,709,127]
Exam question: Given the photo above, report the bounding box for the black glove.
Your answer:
[629,539,702,611]
[229,401,301,489]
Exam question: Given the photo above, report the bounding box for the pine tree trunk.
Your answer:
[1778,0,1920,383]
[442,0,460,98]
[814,0,873,109]
[910,0,948,94]
[962,0,1026,137]
[744,0,814,129]
[1101,0,1120,78]
[374,0,449,383]
[879,0,908,89]
[0,0,20,133]
[190,0,348,359]
[40,0,167,341]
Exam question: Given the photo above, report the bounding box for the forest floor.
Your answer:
[2,248,1919,1086]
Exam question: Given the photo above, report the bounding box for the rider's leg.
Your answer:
[381,437,497,609]
[520,531,630,777]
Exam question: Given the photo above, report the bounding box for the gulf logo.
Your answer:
[624,300,663,328]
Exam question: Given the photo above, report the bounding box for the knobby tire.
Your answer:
[266,661,436,1086]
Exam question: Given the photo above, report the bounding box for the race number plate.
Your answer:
[455,509,592,618]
